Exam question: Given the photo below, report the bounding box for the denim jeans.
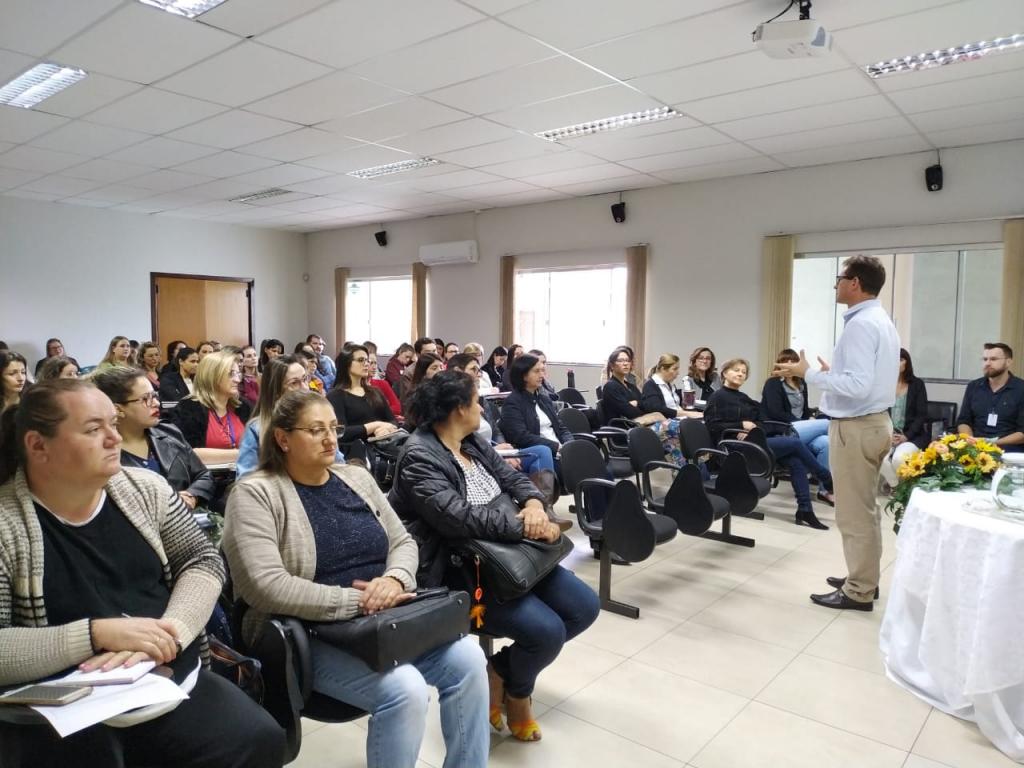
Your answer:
[311,635,488,768]
[791,419,830,469]
[483,565,600,698]
[766,435,832,509]
[517,444,555,474]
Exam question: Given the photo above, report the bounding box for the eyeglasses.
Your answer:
[124,392,160,406]
[228,369,242,380]
[288,423,340,440]
[835,274,854,287]
[284,375,311,388]
[695,355,712,362]
[351,356,369,364]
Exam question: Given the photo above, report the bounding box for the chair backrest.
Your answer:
[561,439,612,493]
[627,426,666,473]
[558,387,586,406]
[559,407,591,434]
[594,399,609,426]
[662,463,721,536]
[712,451,759,517]
[678,418,713,459]
[926,400,958,431]
[603,481,657,563]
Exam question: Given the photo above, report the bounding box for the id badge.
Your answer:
[987,412,998,427]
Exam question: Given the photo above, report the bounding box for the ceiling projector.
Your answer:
[753,18,833,58]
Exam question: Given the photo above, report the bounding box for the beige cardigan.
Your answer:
[223,465,419,645]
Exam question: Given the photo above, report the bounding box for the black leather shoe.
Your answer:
[795,508,829,530]
[825,576,880,599]
[810,588,873,611]
[815,489,835,507]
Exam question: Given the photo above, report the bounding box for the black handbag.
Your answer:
[306,588,470,672]
[457,536,574,603]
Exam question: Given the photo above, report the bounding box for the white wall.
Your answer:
[1,196,308,367]
[308,139,1024,397]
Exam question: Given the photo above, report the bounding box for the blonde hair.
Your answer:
[99,335,130,366]
[720,357,749,376]
[190,349,240,410]
[462,342,484,358]
[647,353,680,379]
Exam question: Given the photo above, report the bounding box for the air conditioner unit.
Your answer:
[418,240,478,266]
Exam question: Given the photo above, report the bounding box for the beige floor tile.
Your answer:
[689,591,835,650]
[735,564,843,607]
[530,635,627,707]
[556,659,747,763]
[804,611,887,675]
[904,756,955,768]
[488,708,685,767]
[572,601,684,656]
[290,720,376,768]
[912,709,1022,768]
[633,621,798,697]
[691,701,907,768]
[606,567,735,622]
[772,546,849,577]
[755,654,931,750]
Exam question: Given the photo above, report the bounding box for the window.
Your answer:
[345,277,412,354]
[514,266,626,364]
[790,248,1003,381]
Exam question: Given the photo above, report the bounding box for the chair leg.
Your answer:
[700,514,756,548]
[477,635,494,657]
[599,545,640,619]
[732,508,765,521]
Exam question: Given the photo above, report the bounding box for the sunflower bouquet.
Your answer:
[885,433,1003,531]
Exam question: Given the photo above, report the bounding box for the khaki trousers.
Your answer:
[828,412,892,602]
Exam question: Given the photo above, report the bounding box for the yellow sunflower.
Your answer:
[976,453,998,473]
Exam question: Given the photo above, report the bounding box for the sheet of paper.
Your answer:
[31,674,187,737]
[54,660,155,686]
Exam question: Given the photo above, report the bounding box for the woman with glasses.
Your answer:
[94,366,214,510]
[328,345,399,451]
[688,347,721,401]
[170,350,251,465]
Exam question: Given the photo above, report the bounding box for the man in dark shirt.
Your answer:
[958,342,1024,453]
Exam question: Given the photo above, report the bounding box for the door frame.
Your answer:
[150,272,255,347]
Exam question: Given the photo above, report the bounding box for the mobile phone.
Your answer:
[0,684,93,707]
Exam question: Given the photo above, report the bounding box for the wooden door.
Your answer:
[152,274,252,355]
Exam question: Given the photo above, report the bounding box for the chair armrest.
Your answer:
[573,478,618,535]
[609,418,639,430]
[639,461,679,506]
[593,427,628,437]
[760,420,797,437]
[718,439,773,477]
[694,447,728,465]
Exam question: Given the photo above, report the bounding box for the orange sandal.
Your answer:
[506,696,542,742]
[486,662,505,732]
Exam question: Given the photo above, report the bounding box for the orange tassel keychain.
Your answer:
[469,555,486,628]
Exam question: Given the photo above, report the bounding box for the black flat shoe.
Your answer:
[795,508,829,530]
[826,576,879,599]
[815,489,835,507]
[810,588,873,611]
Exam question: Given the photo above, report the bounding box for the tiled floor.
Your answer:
[291,487,1017,768]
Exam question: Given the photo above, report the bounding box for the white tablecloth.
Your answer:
[880,488,1024,762]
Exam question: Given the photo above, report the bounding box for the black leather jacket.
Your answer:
[499,389,572,452]
[121,422,215,501]
[388,428,544,587]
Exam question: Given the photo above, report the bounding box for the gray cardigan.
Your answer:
[223,464,419,646]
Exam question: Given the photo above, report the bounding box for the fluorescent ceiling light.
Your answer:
[229,187,292,204]
[0,63,87,109]
[535,106,682,142]
[865,34,1023,78]
[137,0,230,19]
[347,157,440,180]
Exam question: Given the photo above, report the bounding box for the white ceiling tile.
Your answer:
[384,118,519,156]
[619,142,759,173]
[0,107,69,143]
[272,196,355,213]
[74,184,158,204]
[0,166,41,189]
[925,120,1024,148]
[404,200,477,216]
[30,121,149,157]
[321,98,470,142]
[426,55,615,115]
[167,110,298,149]
[20,174,103,197]
[52,3,238,84]
[716,95,900,141]
[550,172,664,196]
[61,157,154,183]
[442,178,542,199]
[652,156,785,183]
[483,188,571,206]
[434,134,565,167]
[0,145,88,173]
[61,196,115,208]
[106,136,220,167]
[462,0,532,13]
[246,71,407,126]
[236,192,312,207]
[3,188,62,202]
[820,0,957,31]
[629,51,847,106]
[0,0,122,57]
[407,169,504,191]
[159,42,332,108]
[488,85,663,133]
[480,150,605,178]
[680,69,878,124]
[875,47,1024,93]
[348,20,552,94]
[199,0,332,38]
[563,124,732,161]
[87,88,227,134]
[748,116,918,155]
[835,0,1024,66]
[908,95,1024,132]
[297,144,412,173]
[575,3,770,79]
[331,190,459,208]
[285,174,373,196]
[519,161,634,187]
[887,69,1024,114]
[113,197,187,214]
[172,150,279,178]
[0,48,35,84]
[128,168,217,192]
[772,135,931,167]
[258,0,484,69]
[502,0,724,50]
[33,73,144,120]
[236,128,363,162]
[228,163,330,188]
[179,178,258,201]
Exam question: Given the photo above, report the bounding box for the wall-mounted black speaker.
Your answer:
[374,230,388,247]
[925,163,943,192]
[610,201,626,223]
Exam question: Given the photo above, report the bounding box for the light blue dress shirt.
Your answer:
[804,299,900,418]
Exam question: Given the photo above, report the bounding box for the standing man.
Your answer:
[775,255,899,612]
[957,343,1024,453]
[307,333,336,390]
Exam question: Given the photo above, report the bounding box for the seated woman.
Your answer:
[95,335,132,371]
[499,344,524,391]
[526,349,559,400]
[239,344,260,408]
[170,350,251,465]
[704,358,833,529]
[500,353,574,458]
[158,346,198,402]
[293,343,326,394]
[881,348,930,486]
[161,340,186,375]
[641,353,705,420]
[0,379,283,768]
[223,390,487,768]
[461,343,496,393]
[37,355,79,380]
[761,348,830,469]
[257,338,284,372]
[598,345,638,389]
[443,341,460,362]
[604,348,686,466]
[384,343,414,389]
[94,366,215,509]
[138,342,162,387]
[480,346,507,389]
[688,346,721,401]
[366,349,401,417]
[389,372,599,742]
[399,352,444,416]
[327,344,399,452]
[196,341,216,362]
[1,351,28,411]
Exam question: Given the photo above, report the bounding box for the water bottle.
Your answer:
[567,368,575,389]
[682,376,695,408]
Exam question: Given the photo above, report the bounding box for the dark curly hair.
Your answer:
[407,370,477,427]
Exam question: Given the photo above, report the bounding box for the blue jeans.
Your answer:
[517,444,554,474]
[311,635,488,768]
[766,435,832,509]
[791,419,830,469]
[483,565,600,698]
